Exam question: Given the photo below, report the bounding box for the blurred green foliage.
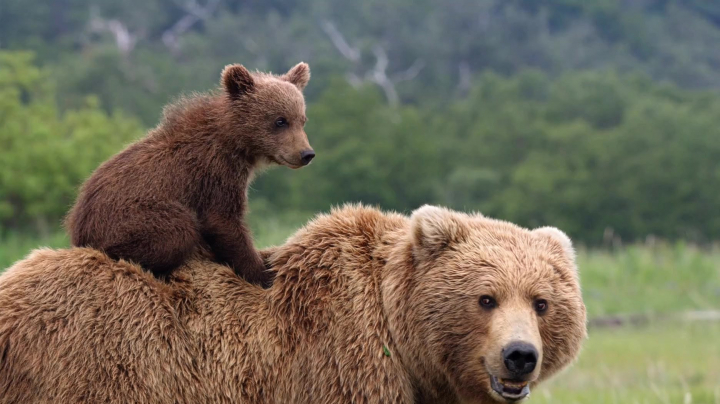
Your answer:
[247,69,720,244]
[2,0,720,244]
[4,0,720,122]
[0,52,143,235]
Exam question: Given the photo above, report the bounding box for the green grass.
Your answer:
[577,243,720,317]
[246,208,314,249]
[1,221,719,403]
[533,322,720,403]
[0,231,68,269]
[0,210,310,270]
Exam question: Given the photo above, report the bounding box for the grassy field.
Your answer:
[578,243,720,317]
[535,322,720,404]
[1,218,719,402]
[0,231,69,270]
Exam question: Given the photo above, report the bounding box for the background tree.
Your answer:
[0,52,142,235]
[2,0,720,244]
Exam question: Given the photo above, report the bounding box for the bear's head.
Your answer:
[385,205,586,403]
[220,62,314,169]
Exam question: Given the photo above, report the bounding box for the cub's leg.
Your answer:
[201,213,271,287]
[98,201,201,276]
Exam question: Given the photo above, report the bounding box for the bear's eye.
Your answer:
[534,299,548,315]
[479,295,497,310]
[275,117,288,128]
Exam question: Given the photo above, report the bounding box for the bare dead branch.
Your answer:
[163,0,221,53]
[392,59,426,82]
[320,21,425,107]
[457,61,472,95]
[367,45,398,106]
[88,9,139,55]
[320,21,361,62]
[370,45,389,73]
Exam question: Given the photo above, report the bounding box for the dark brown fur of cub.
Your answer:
[65,63,313,286]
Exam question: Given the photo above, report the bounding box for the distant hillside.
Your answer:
[2,0,720,122]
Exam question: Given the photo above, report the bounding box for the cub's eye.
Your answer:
[275,117,288,127]
[479,295,497,310]
[534,299,548,315]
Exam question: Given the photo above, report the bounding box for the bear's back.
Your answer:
[0,248,208,403]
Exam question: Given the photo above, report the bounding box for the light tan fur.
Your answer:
[0,205,586,403]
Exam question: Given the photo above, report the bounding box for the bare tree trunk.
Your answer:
[88,7,140,56]
[162,0,221,54]
[320,20,424,107]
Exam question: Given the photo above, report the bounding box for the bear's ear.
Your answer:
[533,227,575,262]
[410,205,469,262]
[282,62,311,90]
[221,64,255,99]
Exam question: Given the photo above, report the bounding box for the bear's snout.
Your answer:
[300,149,316,166]
[502,341,538,377]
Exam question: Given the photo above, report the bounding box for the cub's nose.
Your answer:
[300,150,315,166]
[502,341,538,377]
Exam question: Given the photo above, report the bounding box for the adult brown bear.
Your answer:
[0,205,586,403]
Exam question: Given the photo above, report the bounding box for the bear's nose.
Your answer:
[502,341,538,377]
[300,150,315,166]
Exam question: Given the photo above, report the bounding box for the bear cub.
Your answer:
[65,63,314,286]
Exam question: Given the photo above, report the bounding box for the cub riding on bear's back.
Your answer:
[65,62,314,286]
[0,204,587,403]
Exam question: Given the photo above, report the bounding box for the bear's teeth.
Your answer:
[500,380,528,388]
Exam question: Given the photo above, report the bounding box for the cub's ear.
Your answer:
[221,64,255,98]
[410,205,469,262]
[282,62,311,90]
[534,227,575,261]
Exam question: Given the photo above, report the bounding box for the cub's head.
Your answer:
[388,205,586,403]
[220,62,314,168]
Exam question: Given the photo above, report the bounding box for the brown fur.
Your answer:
[0,205,586,403]
[64,62,314,285]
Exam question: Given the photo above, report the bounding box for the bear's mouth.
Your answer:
[276,157,303,169]
[490,375,530,402]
